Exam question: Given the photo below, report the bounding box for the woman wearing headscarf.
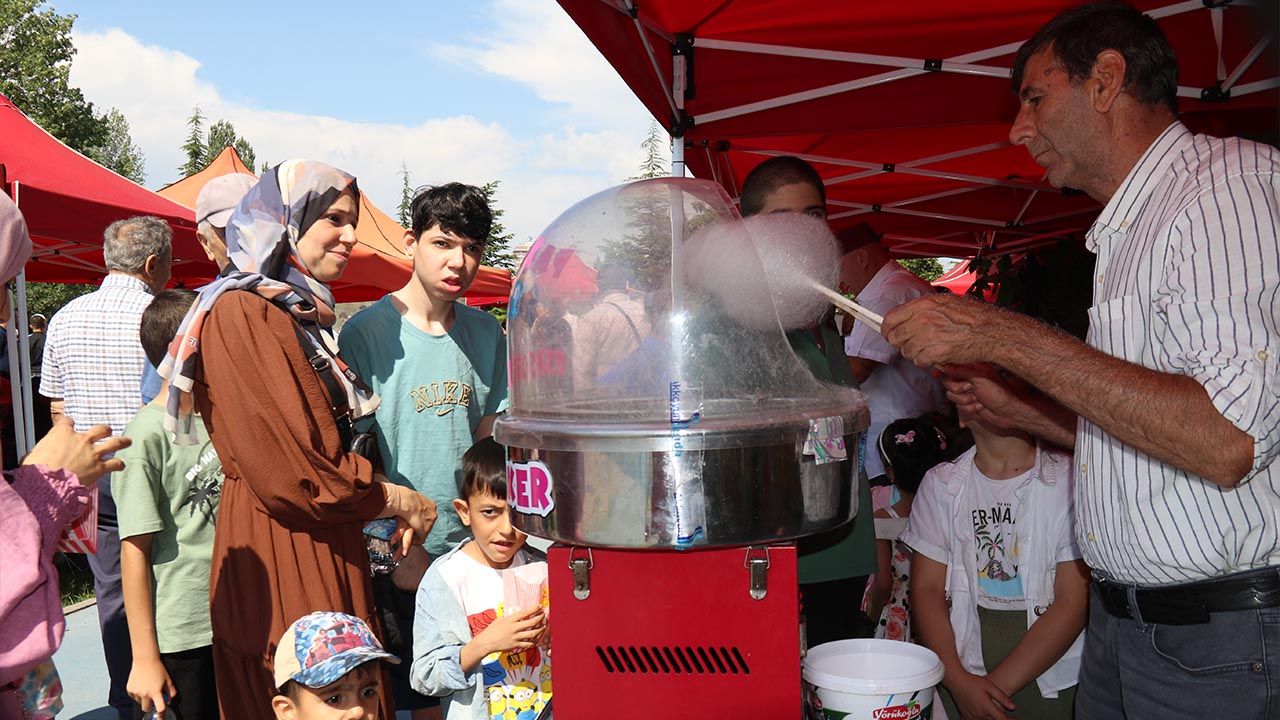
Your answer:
[161,160,435,718]
[0,192,133,719]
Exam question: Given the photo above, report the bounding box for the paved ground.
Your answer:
[54,603,414,719]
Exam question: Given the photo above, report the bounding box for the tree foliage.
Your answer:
[84,107,146,184]
[479,181,518,271]
[397,163,413,228]
[179,105,207,176]
[0,0,107,152]
[897,257,944,283]
[24,281,94,319]
[178,106,259,177]
[628,119,669,180]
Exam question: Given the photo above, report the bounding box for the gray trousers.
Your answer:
[87,524,133,720]
[1076,584,1280,719]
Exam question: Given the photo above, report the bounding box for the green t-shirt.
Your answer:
[113,403,223,653]
[787,319,878,584]
[338,297,509,558]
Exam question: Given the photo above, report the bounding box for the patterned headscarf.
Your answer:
[161,159,378,443]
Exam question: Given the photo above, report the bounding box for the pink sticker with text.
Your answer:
[507,460,556,517]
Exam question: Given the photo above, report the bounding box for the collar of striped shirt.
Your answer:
[1086,121,1189,252]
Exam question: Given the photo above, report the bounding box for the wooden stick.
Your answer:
[810,282,883,333]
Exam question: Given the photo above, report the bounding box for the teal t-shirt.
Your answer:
[788,319,878,584]
[338,297,509,558]
[113,403,224,653]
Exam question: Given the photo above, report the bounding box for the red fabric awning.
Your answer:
[560,0,1278,258]
[0,93,206,284]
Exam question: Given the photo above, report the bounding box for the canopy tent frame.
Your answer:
[576,0,1278,259]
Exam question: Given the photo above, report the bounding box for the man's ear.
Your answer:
[271,695,296,720]
[453,498,471,526]
[402,229,418,257]
[143,253,159,278]
[1090,49,1127,113]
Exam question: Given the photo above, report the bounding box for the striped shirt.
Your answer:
[40,274,155,520]
[1075,122,1280,586]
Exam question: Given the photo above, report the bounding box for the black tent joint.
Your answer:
[882,163,896,173]
[923,58,943,72]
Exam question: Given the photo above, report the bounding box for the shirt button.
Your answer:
[1080,463,1087,474]
[1097,275,1104,284]
[1087,533,1096,542]
[1259,350,1270,361]
[1120,220,1131,229]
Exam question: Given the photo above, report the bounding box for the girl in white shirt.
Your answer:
[901,409,1089,720]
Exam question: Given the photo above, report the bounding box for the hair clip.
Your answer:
[934,427,948,450]
[894,430,916,445]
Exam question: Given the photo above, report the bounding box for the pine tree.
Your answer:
[479,181,518,271]
[84,107,145,183]
[397,163,413,227]
[628,119,669,180]
[233,137,256,173]
[179,105,206,176]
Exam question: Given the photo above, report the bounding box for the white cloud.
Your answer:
[66,10,660,248]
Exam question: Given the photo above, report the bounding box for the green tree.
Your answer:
[628,119,669,180]
[397,163,413,227]
[479,181,518,271]
[24,281,94,319]
[897,257,944,282]
[0,0,107,152]
[205,119,236,162]
[84,107,146,183]
[232,137,256,172]
[179,105,207,176]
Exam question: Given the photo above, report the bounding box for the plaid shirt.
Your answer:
[40,274,154,434]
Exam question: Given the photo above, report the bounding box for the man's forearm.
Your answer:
[992,315,1252,487]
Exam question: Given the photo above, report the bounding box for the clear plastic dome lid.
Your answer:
[505,177,862,437]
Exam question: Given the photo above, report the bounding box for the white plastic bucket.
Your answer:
[803,639,945,720]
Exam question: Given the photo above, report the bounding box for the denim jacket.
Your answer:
[408,540,547,720]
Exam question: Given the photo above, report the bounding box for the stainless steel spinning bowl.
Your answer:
[495,397,868,548]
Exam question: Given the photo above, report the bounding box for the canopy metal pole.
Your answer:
[15,269,33,451]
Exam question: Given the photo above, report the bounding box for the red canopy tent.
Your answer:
[0,93,207,283]
[156,146,514,304]
[559,0,1278,259]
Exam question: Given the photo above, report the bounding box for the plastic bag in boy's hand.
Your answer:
[504,561,550,647]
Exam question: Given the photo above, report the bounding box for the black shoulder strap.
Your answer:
[285,313,355,447]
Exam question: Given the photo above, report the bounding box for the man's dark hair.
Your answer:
[140,289,197,367]
[458,436,507,501]
[739,156,826,217]
[1011,1,1178,112]
[409,183,493,242]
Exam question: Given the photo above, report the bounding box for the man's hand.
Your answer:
[882,294,1009,368]
[127,657,177,718]
[24,417,131,485]
[946,671,1016,720]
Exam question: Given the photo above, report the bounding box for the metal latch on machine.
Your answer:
[744,546,770,600]
[569,547,594,600]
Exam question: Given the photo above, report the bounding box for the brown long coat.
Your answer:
[195,291,391,718]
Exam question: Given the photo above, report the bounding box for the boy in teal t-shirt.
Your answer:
[114,289,224,719]
[338,183,507,719]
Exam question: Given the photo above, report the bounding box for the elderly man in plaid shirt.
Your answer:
[40,215,172,720]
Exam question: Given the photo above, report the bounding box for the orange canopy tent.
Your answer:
[157,146,513,304]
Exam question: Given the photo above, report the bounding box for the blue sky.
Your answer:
[50,0,659,245]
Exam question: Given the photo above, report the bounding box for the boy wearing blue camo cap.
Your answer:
[271,612,400,720]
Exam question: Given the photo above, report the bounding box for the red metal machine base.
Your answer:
[548,544,800,719]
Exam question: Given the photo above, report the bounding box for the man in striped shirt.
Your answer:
[40,215,172,720]
[882,2,1279,718]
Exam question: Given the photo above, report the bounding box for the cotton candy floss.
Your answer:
[685,212,841,330]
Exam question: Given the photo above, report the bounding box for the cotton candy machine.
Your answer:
[495,178,869,719]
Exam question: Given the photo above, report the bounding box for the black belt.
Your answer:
[1094,568,1280,625]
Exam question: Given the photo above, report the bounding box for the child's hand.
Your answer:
[947,671,1014,720]
[475,607,546,656]
[127,657,177,718]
